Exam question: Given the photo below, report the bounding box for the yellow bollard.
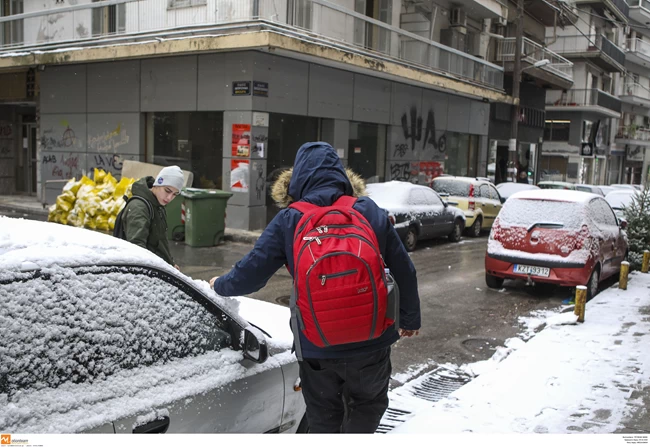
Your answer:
[642,251,650,274]
[619,261,630,290]
[575,285,587,323]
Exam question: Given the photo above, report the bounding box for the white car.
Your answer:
[605,190,637,219]
[0,217,306,433]
[495,182,540,201]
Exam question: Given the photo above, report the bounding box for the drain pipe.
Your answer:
[429,6,438,42]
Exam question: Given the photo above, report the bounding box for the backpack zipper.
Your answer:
[319,269,358,285]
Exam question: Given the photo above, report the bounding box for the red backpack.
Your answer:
[289,196,395,347]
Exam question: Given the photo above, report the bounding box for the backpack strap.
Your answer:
[124,194,154,223]
[333,195,357,208]
[288,201,319,214]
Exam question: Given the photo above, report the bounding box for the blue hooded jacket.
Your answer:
[214,142,421,359]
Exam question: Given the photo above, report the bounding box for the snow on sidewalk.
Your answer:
[390,272,650,434]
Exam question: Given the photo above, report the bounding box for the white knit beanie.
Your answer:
[154,165,184,192]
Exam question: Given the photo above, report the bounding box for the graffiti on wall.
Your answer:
[253,161,265,201]
[88,123,130,152]
[41,121,77,151]
[41,152,82,180]
[395,106,446,157]
[88,153,137,176]
[389,161,445,185]
[0,122,13,157]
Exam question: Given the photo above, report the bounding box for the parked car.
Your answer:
[610,184,638,191]
[537,181,576,190]
[366,181,466,251]
[576,184,605,196]
[485,190,628,299]
[605,190,638,219]
[0,217,306,434]
[495,182,540,201]
[431,176,503,237]
[599,185,617,196]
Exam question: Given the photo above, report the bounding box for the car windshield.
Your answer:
[498,198,586,229]
[432,179,470,197]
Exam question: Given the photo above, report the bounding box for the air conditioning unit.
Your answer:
[450,8,467,27]
[496,16,507,27]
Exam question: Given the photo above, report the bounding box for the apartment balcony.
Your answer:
[628,0,650,25]
[572,0,630,23]
[626,38,650,67]
[496,37,574,90]
[620,82,650,108]
[546,34,626,73]
[0,0,505,91]
[449,0,508,19]
[546,88,622,118]
[524,0,579,26]
[615,124,650,146]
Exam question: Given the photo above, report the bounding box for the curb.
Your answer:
[0,204,49,218]
[224,229,262,245]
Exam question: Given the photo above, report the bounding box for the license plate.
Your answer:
[513,264,550,277]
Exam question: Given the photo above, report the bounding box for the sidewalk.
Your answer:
[388,271,650,434]
[0,194,263,244]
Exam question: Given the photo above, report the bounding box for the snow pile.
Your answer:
[392,271,650,433]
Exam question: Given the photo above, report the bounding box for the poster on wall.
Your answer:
[419,161,444,186]
[231,159,250,193]
[232,124,251,157]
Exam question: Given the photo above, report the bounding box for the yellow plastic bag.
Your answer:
[104,172,117,186]
[94,168,106,184]
[55,196,74,213]
[108,214,116,231]
[59,189,76,204]
[113,176,135,200]
[67,208,86,228]
[62,178,82,195]
[95,215,110,232]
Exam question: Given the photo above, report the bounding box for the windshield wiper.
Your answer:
[527,222,564,232]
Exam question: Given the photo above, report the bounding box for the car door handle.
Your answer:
[133,416,170,434]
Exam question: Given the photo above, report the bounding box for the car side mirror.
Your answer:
[443,200,448,207]
[500,197,506,204]
[242,327,269,363]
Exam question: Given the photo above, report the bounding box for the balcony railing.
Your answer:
[0,0,504,90]
[497,37,573,81]
[546,88,622,113]
[626,38,650,60]
[622,82,650,100]
[610,0,631,16]
[546,34,626,69]
[616,125,650,141]
[628,0,650,10]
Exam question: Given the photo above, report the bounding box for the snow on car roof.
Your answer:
[0,216,175,274]
[366,181,428,206]
[605,190,636,209]
[495,183,540,197]
[508,189,598,203]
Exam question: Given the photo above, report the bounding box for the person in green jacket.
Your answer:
[123,165,183,269]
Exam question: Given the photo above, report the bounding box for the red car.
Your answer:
[485,190,628,298]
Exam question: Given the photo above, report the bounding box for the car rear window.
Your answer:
[498,198,586,229]
[432,179,470,197]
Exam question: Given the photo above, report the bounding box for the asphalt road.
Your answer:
[171,233,574,382]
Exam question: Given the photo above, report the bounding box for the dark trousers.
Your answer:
[298,347,391,433]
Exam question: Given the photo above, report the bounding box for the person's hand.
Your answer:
[174,264,180,271]
[398,328,420,338]
[209,276,219,289]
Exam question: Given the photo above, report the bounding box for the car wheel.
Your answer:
[485,272,504,289]
[296,414,309,433]
[448,219,463,242]
[587,266,600,300]
[469,217,482,237]
[404,227,418,252]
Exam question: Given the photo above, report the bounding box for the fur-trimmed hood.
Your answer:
[271,166,367,208]
[270,142,367,209]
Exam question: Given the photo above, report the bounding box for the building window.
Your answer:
[1,0,24,46]
[445,132,479,177]
[544,120,570,142]
[168,0,207,8]
[92,0,126,36]
[147,112,224,190]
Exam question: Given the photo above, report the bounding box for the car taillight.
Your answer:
[468,184,476,210]
[469,184,475,197]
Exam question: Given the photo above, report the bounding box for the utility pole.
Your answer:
[509,0,524,182]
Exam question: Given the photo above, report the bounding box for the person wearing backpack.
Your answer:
[118,165,182,269]
[209,142,420,433]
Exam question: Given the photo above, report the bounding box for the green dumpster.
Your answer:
[182,188,233,247]
[166,193,185,241]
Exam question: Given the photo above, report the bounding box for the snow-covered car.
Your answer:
[495,182,540,201]
[366,181,466,251]
[0,217,306,433]
[485,190,628,299]
[605,190,637,219]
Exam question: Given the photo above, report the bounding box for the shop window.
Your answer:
[148,112,224,189]
[445,132,478,177]
[544,120,570,142]
[348,122,386,183]
[92,0,126,36]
